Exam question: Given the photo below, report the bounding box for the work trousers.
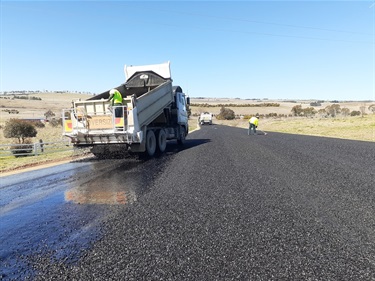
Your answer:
[113,103,123,117]
[249,123,257,135]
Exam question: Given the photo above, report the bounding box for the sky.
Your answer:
[1,1,374,101]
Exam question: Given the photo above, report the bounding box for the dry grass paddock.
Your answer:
[0,93,374,173]
[209,115,375,142]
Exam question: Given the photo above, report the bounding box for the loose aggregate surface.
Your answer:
[2,125,375,280]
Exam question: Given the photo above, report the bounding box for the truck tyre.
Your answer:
[177,126,186,145]
[92,152,106,159]
[156,129,167,153]
[145,130,156,157]
[91,146,108,159]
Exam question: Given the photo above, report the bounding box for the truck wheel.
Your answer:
[92,152,106,159]
[145,130,156,157]
[177,126,186,145]
[91,146,108,159]
[157,129,167,153]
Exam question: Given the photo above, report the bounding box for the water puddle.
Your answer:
[1,157,169,279]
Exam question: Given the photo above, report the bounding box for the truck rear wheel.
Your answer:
[157,129,167,153]
[145,130,156,157]
[92,152,106,159]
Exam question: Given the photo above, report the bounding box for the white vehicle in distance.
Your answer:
[199,112,213,125]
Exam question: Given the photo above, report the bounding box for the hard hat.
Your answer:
[110,89,119,95]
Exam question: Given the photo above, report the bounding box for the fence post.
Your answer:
[34,142,39,156]
[39,139,44,153]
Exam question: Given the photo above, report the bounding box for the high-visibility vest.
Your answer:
[249,116,259,126]
[112,91,123,105]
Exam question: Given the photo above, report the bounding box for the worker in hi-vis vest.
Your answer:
[108,89,123,117]
[248,114,259,135]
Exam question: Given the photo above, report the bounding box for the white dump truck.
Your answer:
[199,112,213,125]
[62,62,189,158]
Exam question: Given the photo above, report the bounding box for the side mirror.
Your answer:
[186,97,190,105]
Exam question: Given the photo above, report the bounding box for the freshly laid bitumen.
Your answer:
[4,125,375,280]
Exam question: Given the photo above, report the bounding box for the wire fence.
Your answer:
[0,140,74,158]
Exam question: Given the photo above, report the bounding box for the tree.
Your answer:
[3,119,37,144]
[341,108,350,117]
[325,104,341,117]
[302,107,316,117]
[350,110,361,116]
[318,109,327,118]
[359,106,366,117]
[216,106,235,120]
[291,105,303,116]
[368,104,375,114]
[49,118,62,127]
[44,109,56,120]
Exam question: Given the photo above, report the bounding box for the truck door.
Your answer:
[176,93,189,125]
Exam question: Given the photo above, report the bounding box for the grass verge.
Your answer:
[194,115,375,142]
[0,123,200,174]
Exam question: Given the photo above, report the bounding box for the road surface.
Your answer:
[1,124,375,280]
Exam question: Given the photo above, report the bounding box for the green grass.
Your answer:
[0,150,85,172]
[0,124,87,173]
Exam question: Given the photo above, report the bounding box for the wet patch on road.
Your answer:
[1,156,172,279]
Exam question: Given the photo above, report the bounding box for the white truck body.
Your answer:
[63,62,189,158]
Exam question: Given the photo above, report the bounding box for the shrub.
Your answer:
[44,109,56,120]
[49,118,62,127]
[350,111,361,116]
[325,104,341,117]
[33,120,45,128]
[341,108,350,117]
[3,118,37,144]
[302,107,316,117]
[216,106,235,120]
[266,113,278,118]
[10,139,33,157]
[291,105,303,116]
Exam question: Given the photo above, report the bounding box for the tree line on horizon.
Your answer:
[291,104,375,118]
[193,104,375,120]
[190,102,280,108]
